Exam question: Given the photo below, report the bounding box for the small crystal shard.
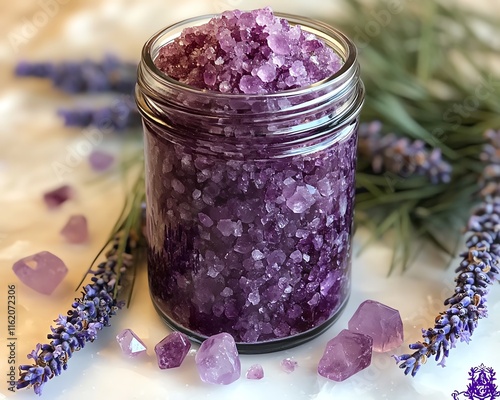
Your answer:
[281,358,298,373]
[88,150,114,171]
[195,332,241,385]
[155,332,191,369]
[285,186,316,213]
[246,364,264,380]
[116,329,147,357]
[43,185,74,209]
[348,300,404,352]
[12,251,68,295]
[317,329,373,382]
[60,214,89,244]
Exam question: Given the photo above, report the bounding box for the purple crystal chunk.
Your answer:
[348,300,404,352]
[12,251,68,295]
[88,150,114,171]
[317,329,373,382]
[155,331,191,369]
[60,214,89,244]
[280,358,298,373]
[195,332,241,385]
[246,364,264,380]
[43,185,74,209]
[116,328,147,357]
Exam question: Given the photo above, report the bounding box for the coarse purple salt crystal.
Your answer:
[285,186,316,213]
[155,331,191,369]
[60,214,89,244]
[317,329,373,382]
[290,250,302,263]
[88,150,114,171]
[116,328,147,357]
[217,219,242,237]
[198,212,214,227]
[251,249,265,261]
[347,300,404,352]
[195,332,241,385]
[172,178,186,193]
[281,358,298,373]
[12,251,68,295]
[246,364,264,380]
[43,185,74,209]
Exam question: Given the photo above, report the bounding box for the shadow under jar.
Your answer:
[136,13,364,353]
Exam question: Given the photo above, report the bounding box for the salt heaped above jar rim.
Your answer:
[136,13,364,155]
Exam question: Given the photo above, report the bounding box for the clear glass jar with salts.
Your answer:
[136,13,364,353]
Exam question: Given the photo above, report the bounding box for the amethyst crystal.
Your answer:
[60,215,89,244]
[154,331,191,369]
[89,150,114,171]
[116,329,147,357]
[43,185,74,209]
[154,7,342,93]
[348,300,403,352]
[246,364,264,379]
[12,251,68,295]
[280,358,298,373]
[317,329,373,382]
[195,332,241,385]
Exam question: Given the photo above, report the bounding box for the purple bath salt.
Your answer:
[141,7,361,347]
[154,7,342,94]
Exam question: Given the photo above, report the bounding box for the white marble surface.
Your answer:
[1,1,499,399]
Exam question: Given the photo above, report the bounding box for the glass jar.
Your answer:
[136,13,364,353]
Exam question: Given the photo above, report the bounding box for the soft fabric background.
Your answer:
[0,1,499,399]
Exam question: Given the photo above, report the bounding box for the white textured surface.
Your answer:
[1,1,499,399]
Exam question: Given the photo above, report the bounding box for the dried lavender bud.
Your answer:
[17,234,136,395]
[394,129,500,376]
[479,129,500,197]
[57,98,141,131]
[15,54,137,94]
[358,121,452,184]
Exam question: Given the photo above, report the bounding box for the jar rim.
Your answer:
[140,11,358,100]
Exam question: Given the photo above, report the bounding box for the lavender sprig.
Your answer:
[57,98,141,131]
[15,54,137,94]
[394,129,500,375]
[358,121,452,184]
[17,233,137,395]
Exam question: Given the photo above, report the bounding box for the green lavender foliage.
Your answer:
[329,0,500,270]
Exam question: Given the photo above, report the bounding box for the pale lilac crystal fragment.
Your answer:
[195,332,241,385]
[285,186,316,213]
[347,300,404,352]
[155,331,191,369]
[116,328,147,357]
[246,364,264,380]
[317,329,373,382]
[43,185,74,209]
[88,150,114,171]
[12,251,68,295]
[60,214,89,243]
[281,358,298,373]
